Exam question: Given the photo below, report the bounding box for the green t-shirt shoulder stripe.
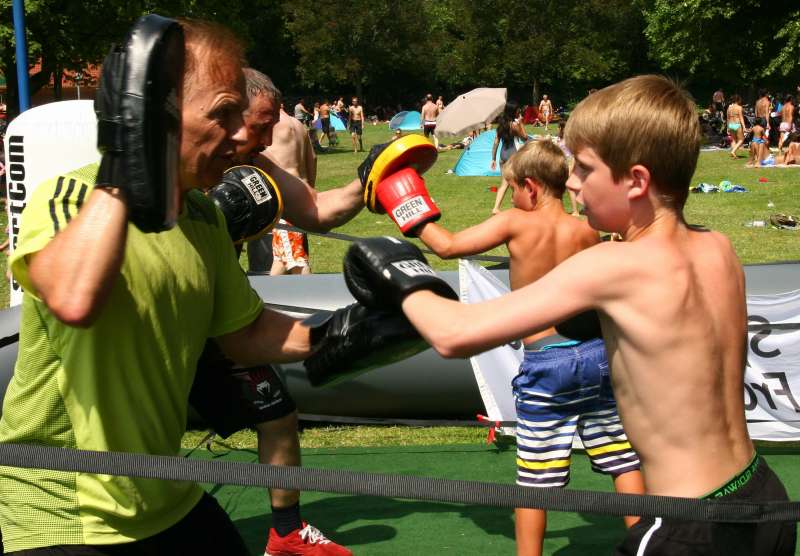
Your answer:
[1,163,263,551]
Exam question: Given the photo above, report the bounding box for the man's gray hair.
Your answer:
[243,67,282,104]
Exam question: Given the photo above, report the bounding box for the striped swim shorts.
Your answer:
[512,337,640,488]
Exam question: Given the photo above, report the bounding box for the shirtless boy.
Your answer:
[416,140,644,556]
[778,95,795,156]
[539,94,554,131]
[421,93,440,147]
[349,96,365,152]
[345,75,796,555]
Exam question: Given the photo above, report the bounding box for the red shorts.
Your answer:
[272,220,309,270]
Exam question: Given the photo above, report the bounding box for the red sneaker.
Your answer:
[265,522,352,556]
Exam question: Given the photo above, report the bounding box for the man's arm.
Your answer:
[29,188,128,327]
[417,213,512,259]
[215,306,311,366]
[253,154,364,231]
[399,243,620,358]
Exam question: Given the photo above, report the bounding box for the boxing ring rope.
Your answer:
[274,222,510,265]
[0,225,796,526]
[0,442,797,524]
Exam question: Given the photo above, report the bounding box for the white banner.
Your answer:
[3,101,101,307]
[459,259,800,442]
[745,290,800,440]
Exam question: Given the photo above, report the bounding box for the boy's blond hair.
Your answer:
[503,140,568,198]
[565,75,701,209]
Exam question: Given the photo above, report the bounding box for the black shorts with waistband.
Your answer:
[349,120,363,135]
[614,456,796,556]
[189,340,296,438]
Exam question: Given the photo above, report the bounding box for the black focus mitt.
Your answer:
[95,14,184,232]
[303,303,429,387]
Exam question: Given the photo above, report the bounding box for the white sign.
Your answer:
[4,101,101,307]
[459,259,800,442]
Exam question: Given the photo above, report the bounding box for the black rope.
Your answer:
[0,442,797,524]
[275,222,509,264]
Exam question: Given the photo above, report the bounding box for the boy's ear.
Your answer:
[524,177,539,202]
[627,164,651,200]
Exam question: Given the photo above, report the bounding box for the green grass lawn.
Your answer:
[304,123,800,275]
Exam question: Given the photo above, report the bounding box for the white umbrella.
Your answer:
[434,87,507,139]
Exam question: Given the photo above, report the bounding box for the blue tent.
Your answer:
[314,113,346,131]
[454,130,502,176]
[389,111,422,131]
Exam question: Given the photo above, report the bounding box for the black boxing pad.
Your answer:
[303,303,429,387]
[95,14,184,232]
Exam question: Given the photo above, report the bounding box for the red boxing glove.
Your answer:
[375,167,441,236]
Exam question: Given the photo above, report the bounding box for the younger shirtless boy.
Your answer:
[347,75,796,555]
[416,140,644,556]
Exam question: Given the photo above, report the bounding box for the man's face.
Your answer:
[352,98,358,106]
[566,147,629,232]
[236,93,279,163]
[180,67,248,190]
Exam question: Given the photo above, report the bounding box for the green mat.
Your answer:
[191,445,800,555]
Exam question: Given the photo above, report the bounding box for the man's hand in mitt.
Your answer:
[303,303,428,387]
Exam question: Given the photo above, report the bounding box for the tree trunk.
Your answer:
[532,78,540,106]
[54,63,62,100]
[355,81,364,106]
[3,58,19,119]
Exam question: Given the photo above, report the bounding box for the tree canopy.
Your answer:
[1,0,798,116]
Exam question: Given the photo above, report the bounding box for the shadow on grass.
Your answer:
[235,494,516,552]
[234,495,630,554]
[550,512,626,555]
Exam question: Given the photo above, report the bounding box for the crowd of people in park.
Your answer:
[705,86,800,166]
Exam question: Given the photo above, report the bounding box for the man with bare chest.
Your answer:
[348,97,365,152]
[778,95,795,156]
[421,93,440,147]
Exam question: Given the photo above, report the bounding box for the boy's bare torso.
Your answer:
[505,205,597,344]
[592,224,752,497]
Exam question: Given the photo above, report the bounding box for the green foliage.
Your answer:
[765,10,800,78]
[282,0,431,99]
[643,0,800,84]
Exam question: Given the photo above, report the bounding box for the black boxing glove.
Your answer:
[343,236,458,310]
[303,303,428,387]
[208,165,283,244]
[95,14,184,232]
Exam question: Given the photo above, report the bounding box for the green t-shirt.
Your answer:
[0,164,264,550]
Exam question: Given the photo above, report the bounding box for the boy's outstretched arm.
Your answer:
[400,244,618,358]
[417,214,512,259]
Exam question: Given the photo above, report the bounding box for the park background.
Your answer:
[1,1,800,554]
[1,1,800,115]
